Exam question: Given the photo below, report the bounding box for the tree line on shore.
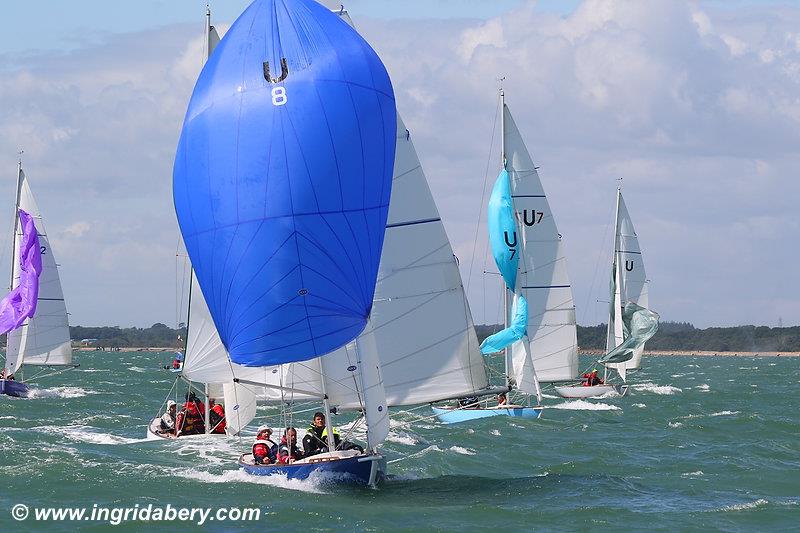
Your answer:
[477,322,800,352]
[0,321,796,352]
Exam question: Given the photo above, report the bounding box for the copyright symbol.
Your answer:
[11,504,29,521]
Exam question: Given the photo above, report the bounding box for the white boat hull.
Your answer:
[554,384,628,399]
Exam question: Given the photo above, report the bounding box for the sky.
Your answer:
[0,0,798,329]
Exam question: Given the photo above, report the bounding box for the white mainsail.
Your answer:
[5,166,72,374]
[606,189,649,379]
[503,103,578,383]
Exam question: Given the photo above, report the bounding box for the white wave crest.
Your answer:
[490,429,501,436]
[448,446,476,456]
[27,387,97,399]
[43,425,144,445]
[679,410,739,421]
[668,422,683,428]
[632,403,646,408]
[720,499,769,512]
[549,400,621,411]
[631,383,682,395]
[696,384,710,392]
[682,470,704,477]
[386,432,418,446]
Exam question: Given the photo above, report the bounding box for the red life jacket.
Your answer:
[252,439,274,464]
[211,404,226,434]
[277,436,302,464]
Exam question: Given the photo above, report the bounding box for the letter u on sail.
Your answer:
[173,0,397,367]
[487,169,519,290]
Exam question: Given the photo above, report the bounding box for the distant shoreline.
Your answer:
[578,349,800,358]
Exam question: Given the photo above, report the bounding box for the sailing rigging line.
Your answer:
[466,96,501,304]
[579,193,616,327]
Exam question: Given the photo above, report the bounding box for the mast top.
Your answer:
[17,149,23,167]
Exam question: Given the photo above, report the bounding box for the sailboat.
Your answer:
[432,88,564,423]
[554,187,659,398]
[0,160,75,397]
[147,7,239,440]
[172,0,397,484]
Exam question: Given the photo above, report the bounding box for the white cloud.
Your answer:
[0,1,797,328]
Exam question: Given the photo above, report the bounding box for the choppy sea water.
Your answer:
[0,351,797,532]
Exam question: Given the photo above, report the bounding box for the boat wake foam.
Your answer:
[173,468,326,494]
[549,400,621,411]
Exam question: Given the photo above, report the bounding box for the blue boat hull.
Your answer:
[432,406,543,424]
[0,380,29,398]
[239,452,385,485]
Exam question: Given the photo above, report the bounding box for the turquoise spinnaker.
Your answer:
[487,169,519,291]
[480,295,528,354]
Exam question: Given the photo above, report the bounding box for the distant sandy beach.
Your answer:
[579,349,800,358]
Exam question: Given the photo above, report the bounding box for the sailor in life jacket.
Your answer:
[176,391,205,435]
[208,399,227,434]
[159,400,177,435]
[302,412,341,457]
[277,428,304,464]
[252,426,278,465]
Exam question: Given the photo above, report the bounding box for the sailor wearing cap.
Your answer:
[253,425,278,465]
[159,400,178,434]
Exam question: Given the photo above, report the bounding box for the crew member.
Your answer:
[159,400,177,435]
[252,426,277,465]
[208,399,226,434]
[277,428,304,464]
[302,412,341,456]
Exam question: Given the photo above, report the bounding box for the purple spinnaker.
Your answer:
[0,209,42,334]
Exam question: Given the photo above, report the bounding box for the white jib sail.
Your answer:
[607,190,649,377]
[503,104,578,383]
[5,168,72,373]
[222,381,258,436]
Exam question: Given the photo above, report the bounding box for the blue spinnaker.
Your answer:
[487,169,519,291]
[480,295,528,354]
[173,0,397,367]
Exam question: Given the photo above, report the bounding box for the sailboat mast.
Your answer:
[605,185,623,381]
[10,156,23,290]
[499,86,513,386]
[204,5,212,62]
[317,357,337,453]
